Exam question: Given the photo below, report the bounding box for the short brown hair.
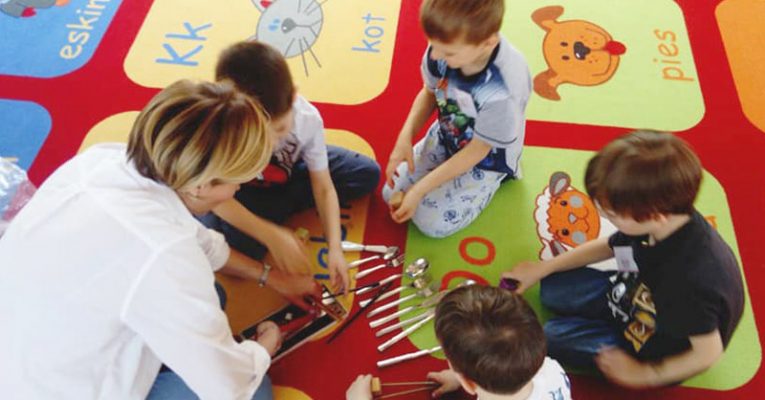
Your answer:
[434,285,546,395]
[215,41,295,118]
[585,130,702,221]
[420,0,504,44]
[127,80,271,190]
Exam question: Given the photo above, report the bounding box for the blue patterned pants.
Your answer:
[382,126,506,238]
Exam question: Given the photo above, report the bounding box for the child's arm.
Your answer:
[427,369,463,397]
[213,199,312,275]
[385,86,437,188]
[502,236,615,293]
[391,137,492,223]
[596,329,724,388]
[308,169,349,292]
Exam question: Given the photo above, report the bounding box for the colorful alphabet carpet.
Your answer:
[2,0,764,399]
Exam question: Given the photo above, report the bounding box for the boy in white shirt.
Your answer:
[208,41,381,292]
[346,286,572,400]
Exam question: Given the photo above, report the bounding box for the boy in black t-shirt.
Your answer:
[503,130,744,389]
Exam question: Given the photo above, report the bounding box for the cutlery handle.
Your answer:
[375,310,432,337]
[369,306,415,328]
[367,293,416,318]
[363,245,389,253]
[355,262,387,279]
[377,346,441,368]
[378,314,435,352]
[349,255,380,268]
[376,286,406,303]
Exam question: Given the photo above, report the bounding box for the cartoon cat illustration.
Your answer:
[1,0,68,18]
[534,171,617,270]
[251,0,326,76]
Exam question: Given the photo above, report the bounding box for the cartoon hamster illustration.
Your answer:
[1,0,68,18]
[251,0,325,76]
[534,171,617,269]
[531,5,626,100]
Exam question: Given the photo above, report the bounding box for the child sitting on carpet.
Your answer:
[346,285,571,399]
[383,0,531,238]
[503,130,745,388]
[205,41,381,292]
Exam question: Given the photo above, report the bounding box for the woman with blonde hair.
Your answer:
[0,80,319,400]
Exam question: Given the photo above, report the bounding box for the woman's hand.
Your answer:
[254,321,283,357]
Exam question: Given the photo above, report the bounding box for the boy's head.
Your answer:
[420,0,504,69]
[216,41,296,141]
[420,0,504,44]
[434,285,546,396]
[585,130,702,223]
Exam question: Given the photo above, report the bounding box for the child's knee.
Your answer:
[357,158,381,194]
[412,207,460,238]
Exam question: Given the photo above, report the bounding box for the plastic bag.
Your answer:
[0,158,37,237]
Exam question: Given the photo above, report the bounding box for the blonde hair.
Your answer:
[420,0,504,44]
[127,80,271,190]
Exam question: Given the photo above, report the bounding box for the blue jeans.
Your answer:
[147,372,273,400]
[200,145,380,261]
[541,268,629,369]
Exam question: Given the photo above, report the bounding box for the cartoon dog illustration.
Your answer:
[0,0,68,18]
[534,171,617,270]
[532,5,626,100]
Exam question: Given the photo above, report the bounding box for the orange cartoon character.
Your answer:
[534,172,617,268]
[532,5,627,100]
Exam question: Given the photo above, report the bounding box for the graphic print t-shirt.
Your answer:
[421,36,531,176]
[249,95,328,186]
[606,211,744,361]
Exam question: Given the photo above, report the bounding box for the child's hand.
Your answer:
[501,261,545,294]
[345,374,373,400]
[391,188,422,223]
[265,226,312,275]
[386,141,414,188]
[596,347,658,389]
[327,247,350,293]
[427,369,462,398]
[253,321,283,357]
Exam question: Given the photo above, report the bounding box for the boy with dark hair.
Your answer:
[346,286,571,399]
[208,41,381,291]
[505,130,745,388]
[383,0,531,238]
